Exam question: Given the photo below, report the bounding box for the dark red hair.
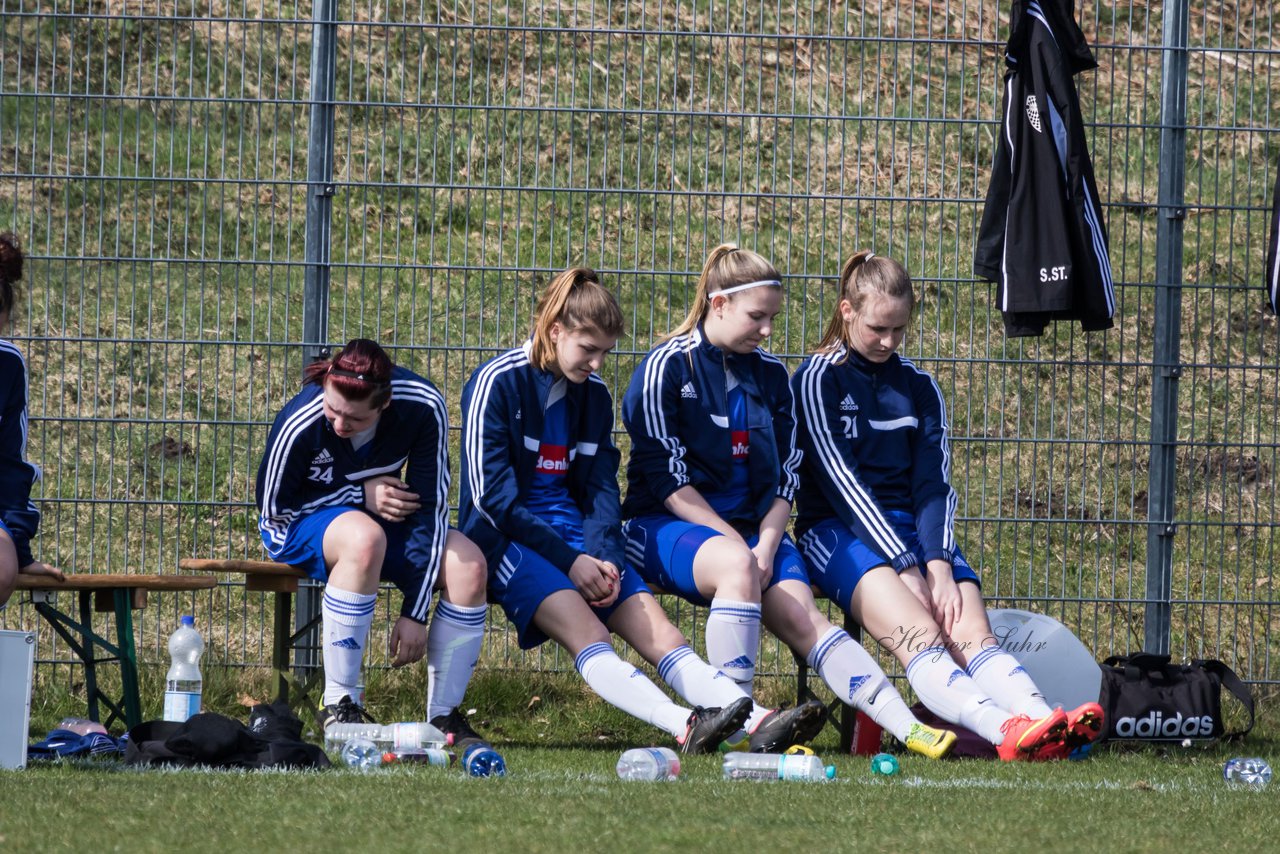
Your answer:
[303,338,394,408]
[0,232,24,317]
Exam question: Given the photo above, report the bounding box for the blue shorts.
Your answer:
[797,513,979,610]
[0,519,11,541]
[263,505,426,595]
[622,515,810,607]
[489,540,649,650]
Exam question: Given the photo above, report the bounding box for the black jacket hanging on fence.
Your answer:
[1267,158,1280,314]
[974,0,1116,337]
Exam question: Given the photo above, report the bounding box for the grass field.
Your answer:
[5,668,1279,854]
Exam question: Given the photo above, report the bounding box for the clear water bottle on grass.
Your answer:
[383,748,454,767]
[616,747,681,781]
[461,742,507,777]
[723,752,835,782]
[340,737,383,770]
[1223,757,1272,788]
[163,615,204,722]
[322,721,447,752]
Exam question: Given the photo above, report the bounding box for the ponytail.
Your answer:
[813,250,915,356]
[303,338,395,408]
[666,244,782,340]
[0,232,24,319]
[529,267,625,370]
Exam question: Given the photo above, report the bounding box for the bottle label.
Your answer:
[163,690,201,722]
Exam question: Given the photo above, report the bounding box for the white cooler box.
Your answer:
[0,629,36,770]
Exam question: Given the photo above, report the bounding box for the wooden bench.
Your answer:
[178,558,317,703]
[179,559,870,752]
[18,572,218,729]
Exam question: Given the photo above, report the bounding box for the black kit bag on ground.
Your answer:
[1099,653,1254,743]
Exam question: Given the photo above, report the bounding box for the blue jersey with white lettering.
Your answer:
[621,322,800,524]
[525,381,585,535]
[790,344,958,571]
[459,342,624,575]
[255,365,451,622]
[703,380,752,518]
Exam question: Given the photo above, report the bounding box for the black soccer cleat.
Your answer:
[316,694,377,732]
[679,696,753,755]
[431,707,487,749]
[747,699,829,753]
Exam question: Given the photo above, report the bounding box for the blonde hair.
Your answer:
[814,250,915,355]
[666,244,782,339]
[529,267,625,370]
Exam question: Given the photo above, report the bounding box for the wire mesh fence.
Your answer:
[1,1,1277,687]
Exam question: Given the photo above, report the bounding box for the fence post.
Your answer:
[1144,0,1190,656]
[296,0,340,683]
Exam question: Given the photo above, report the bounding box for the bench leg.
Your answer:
[77,592,102,724]
[32,594,133,729]
[273,590,292,703]
[112,588,143,728]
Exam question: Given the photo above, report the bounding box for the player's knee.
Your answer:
[443,544,487,605]
[703,542,759,599]
[334,517,387,571]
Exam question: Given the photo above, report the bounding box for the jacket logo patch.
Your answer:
[1025,94,1043,133]
[680,382,698,399]
[534,443,569,476]
[311,448,333,465]
[839,395,858,412]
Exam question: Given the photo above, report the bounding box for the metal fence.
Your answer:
[2,0,1278,686]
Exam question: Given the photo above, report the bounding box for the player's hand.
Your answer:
[363,475,421,522]
[569,554,619,608]
[926,560,962,636]
[18,561,64,582]
[749,542,776,589]
[898,566,933,614]
[389,616,428,667]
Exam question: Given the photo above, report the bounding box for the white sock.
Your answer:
[905,646,1013,745]
[321,585,378,705]
[656,645,765,731]
[706,598,761,690]
[575,642,690,737]
[965,645,1054,718]
[425,601,487,721]
[806,627,917,742]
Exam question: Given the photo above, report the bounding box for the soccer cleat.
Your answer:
[315,694,376,732]
[747,699,828,753]
[1062,702,1105,753]
[995,708,1069,762]
[903,722,958,760]
[679,696,753,755]
[430,707,487,749]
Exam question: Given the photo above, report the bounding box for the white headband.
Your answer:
[708,278,782,300]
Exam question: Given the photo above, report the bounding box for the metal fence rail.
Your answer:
[1,0,1277,687]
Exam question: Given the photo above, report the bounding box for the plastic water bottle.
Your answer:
[1223,757,1272,787]
[461,741,507,777]
[163,615,204,722]
[722,752,836,782]
[616,747,681,781]
[382,748,454,767]
[58,717,108,736]
[322,721,447,752]
[870,752,900,776]
[340,737,383,770]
